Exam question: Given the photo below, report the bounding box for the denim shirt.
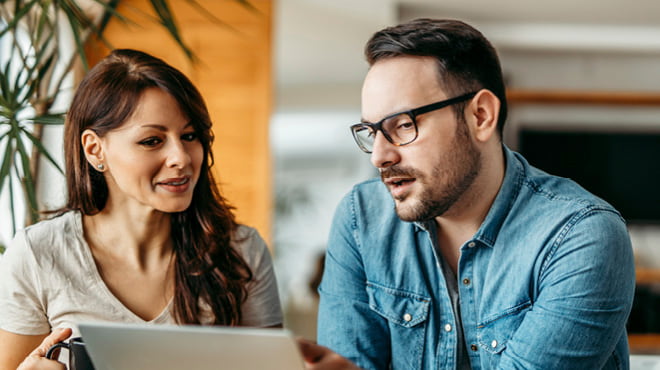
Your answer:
[317,146,635,370]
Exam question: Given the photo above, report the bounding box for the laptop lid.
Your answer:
[78,322,305,370]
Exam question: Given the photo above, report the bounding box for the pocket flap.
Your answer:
[366,282,430,328]
[477,301,531,354]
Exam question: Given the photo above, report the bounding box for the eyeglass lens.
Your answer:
[353,112,417,152]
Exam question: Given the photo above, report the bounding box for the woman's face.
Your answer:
[94,87,204,214]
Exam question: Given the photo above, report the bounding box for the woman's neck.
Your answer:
[82,205,174,270]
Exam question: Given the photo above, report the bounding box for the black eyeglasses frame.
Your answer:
[350,91,478,153]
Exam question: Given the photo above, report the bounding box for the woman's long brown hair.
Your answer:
[61,49,252,325]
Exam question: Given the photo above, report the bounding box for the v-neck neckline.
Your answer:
[73,211,173,323]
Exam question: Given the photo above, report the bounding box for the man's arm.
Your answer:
[497,210,635,369]
[317,193,391,370]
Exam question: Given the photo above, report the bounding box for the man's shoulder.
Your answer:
[521,163,618,215]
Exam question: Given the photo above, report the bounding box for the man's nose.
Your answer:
[370,131,399,170]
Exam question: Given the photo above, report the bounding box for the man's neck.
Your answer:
[435,144,506,273]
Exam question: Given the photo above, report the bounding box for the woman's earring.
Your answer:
[97,163,105,171]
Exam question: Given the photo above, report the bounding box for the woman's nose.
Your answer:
[165,140,192,169]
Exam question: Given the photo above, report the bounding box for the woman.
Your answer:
[0,49,282,369]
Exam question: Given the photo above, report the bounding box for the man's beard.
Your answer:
[382,121,481,222]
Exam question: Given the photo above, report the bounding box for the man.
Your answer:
[313,18,635,369]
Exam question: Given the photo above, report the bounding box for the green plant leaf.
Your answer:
[31,113,64,125]
[20,125,63,174]
[13,130,38,223]
[85,0,126,51]
[234,0,258,12]
[24,58,55,104]
[183,0,239,32]
[0,133,14,200]
[0,61,12,102]
[148,0,195,61]
[59,0,93,70]
[0,0,40,38]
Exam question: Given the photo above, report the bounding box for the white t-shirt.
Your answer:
[0,211,282,337]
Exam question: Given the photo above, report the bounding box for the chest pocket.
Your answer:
[366,282,430,370]
[476,301,531,363]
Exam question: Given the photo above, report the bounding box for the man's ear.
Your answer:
[467,89,500,143]
[81,129,105,171]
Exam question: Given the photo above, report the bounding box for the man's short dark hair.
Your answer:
[365,18,508,136]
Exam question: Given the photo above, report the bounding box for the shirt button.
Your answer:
[470,344,478,352]
[444,324,452,332]
[491,340,498,348]
[467,241,476,248]
[403,313,412,322]
[462,278,471,285]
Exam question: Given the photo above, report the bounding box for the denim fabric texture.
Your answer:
[317,146,635,370]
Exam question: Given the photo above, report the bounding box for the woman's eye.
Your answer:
[182,132,198,142]
[138,137,162,147]
[397,121,414,130]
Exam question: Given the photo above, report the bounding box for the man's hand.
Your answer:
[17,328,72,370]
[297,338,361,370]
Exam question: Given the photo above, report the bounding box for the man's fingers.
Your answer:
[296,338,327,362]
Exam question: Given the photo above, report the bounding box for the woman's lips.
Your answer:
[157,177,191,193]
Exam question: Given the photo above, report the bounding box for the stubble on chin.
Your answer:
[393,192,452,222]
[392,145,481,223]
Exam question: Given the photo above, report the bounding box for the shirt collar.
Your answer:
[472,145,523,247]
[413,145,523,249]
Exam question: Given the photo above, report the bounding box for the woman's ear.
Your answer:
[468,89,500,143]
[81,129,105,171]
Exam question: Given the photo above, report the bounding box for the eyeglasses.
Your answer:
[350,92,477,153]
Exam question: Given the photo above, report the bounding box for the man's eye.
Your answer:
[138,137,162,146]
[397,121,414,130]
[182,132,198,141]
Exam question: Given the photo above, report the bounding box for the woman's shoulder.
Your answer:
[231,225,270,265]
[14,211,81,253]
[233,224,259,239]
[1,211,82,287]
[232,224,266,250]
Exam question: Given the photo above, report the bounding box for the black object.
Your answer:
[46,337,95,370]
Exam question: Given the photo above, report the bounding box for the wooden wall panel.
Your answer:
[86,0,273,243]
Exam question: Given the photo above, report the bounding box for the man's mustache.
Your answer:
[380,166,420,181]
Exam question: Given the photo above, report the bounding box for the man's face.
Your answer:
[361,56,481,222]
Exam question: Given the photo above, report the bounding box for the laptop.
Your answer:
[78,322,306,370]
